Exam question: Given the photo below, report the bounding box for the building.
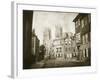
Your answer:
[51,28,77,60]
[71,35,78,57]
[52,38,65,59]
[43,25,77,61]
[32,29,40,62]
[51,26,64,60]
[64,35,73,59]
[55,25,63,38]
[23,10,34,69]
[52,33,77,60]
[43,28,52,58]
[73,13,91,62]
[63,33,77,60]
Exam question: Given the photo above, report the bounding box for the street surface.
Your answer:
[31,58,90,69]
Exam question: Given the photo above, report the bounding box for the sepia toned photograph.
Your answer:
[23,10,91,69]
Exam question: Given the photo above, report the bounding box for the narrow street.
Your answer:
[31,58,90,69]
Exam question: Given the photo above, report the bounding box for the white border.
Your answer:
[11,1,97,78]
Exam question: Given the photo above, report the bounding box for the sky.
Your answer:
[32,11,78,45]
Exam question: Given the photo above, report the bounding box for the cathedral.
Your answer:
[43,25,77,60]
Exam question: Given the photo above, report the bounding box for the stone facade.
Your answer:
[73,13,91,62]
[43,28,52,58]
[43,26,77,60]
[32,29,40,62]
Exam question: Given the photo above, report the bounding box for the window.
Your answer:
[84,17,88,26]
[76,19,80,27]
[85,33,88,43]
[78,19,80,26]
[59,47,62,52]
[56,48,58,53]
[69,41,71,45]
[76,33,80,43]
[83,50,85,57]
[82,35,85,44]
[56,47,62,53]
[56,54,57,57]
[75,21,78,28]
[82,33,88,44]
[81,19,84,28]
